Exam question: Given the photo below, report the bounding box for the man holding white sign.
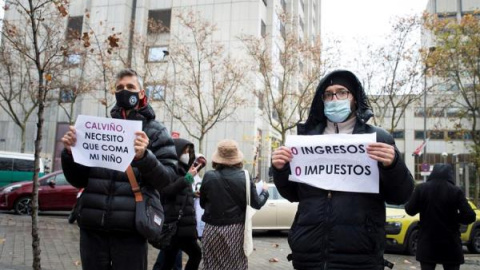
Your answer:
[61,69,177,270]
[272,70,414,270]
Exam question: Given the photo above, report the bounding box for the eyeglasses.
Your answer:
[323,89,350,101]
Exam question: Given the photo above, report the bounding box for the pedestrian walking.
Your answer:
[200,139,269,270]
[61,69,178,270]
[405,163,476,270]
[271,70,414,269]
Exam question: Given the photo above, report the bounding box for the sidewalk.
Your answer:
[1,213,480,270]
[0,213,293,270]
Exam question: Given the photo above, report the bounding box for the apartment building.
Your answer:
[0,0,321,181]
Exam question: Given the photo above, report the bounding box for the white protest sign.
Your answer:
[71,115,142,172]
[285,133,379,194]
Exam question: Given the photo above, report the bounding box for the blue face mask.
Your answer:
[324,99,352,123]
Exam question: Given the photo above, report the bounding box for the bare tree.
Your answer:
[80,18,122,117]
[0,1,70,269]
[163,11,248,152]
[424,13,480,205]
[0,43,37,152]
[356,16,423,133]
[242,12,326,144]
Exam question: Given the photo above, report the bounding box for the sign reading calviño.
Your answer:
[71,115,142,172]
[285,133,379,194]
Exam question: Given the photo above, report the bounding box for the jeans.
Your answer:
[152,250,182,270]
[420,262,460,270]
[80,228,147,270]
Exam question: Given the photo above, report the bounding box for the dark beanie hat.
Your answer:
[328,74,356,94]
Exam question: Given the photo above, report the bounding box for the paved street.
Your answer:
[1,212,480,270]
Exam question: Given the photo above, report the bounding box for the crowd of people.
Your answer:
[61,68,476,270]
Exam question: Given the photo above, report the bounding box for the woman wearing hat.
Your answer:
[200,139,269,270]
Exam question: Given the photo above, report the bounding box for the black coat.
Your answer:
[273,70,415,270]
[200,167,269,226]
[405,163,476,264]
[161,138,197,239]
[62,104,178,233]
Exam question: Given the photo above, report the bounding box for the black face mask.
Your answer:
[115,90,140,109]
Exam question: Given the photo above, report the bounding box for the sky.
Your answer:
[321,0,429,72]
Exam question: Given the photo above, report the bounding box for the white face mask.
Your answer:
[179,153,190,165]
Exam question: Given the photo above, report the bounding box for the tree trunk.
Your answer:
[198,134,204,154]
[31,77,44,270]
[20,126,26,153]
[281,131,286,146]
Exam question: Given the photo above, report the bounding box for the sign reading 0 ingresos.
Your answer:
[285,133,379,194]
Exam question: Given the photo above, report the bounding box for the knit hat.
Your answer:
[212,139,244,165]
[328,74,356,94]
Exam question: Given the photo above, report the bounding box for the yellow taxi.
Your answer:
[385,201,480,255]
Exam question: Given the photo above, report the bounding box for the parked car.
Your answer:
[385,201,480,255]
[252,184,298,231]
[0,151,45,187]
[0,171,78,215]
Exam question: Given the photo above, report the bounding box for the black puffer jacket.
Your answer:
[273,70,415,270]
[405,164,476,264]
[161,138,197,239]
[200,167,269,225]
[62,104,178,233]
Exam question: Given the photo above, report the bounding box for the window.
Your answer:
[0,158,13,170]
[147,46,168,62]
[437,83,459,92]
[66,16,83,40]
[429,130,444,140]
[415,131,425,140]
[64,53,82,65]
[414,107,425,117]
[281,0,287,11]
[261,20,266,37]
[299,17,304,32]
[430,108,444,117]
[272,109,280,122]
[55,174,68,186]
[447,131,464,140]
[392,130,405,139]
[258,92,264,110]
[262,0,267,6]
[446,108,462,117]
[146,85,165,101]
[300,0,305,12]
[148,9,171,34]
[59,89,74,103]
[13,159,34,172]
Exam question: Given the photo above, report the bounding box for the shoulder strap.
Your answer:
[126,165,143,202]
[245,170,250,206]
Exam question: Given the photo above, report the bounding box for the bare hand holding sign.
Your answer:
[285,133,380,194]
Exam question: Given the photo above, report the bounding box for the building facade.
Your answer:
[0,0,321,181]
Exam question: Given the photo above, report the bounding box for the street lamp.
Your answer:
[163,50,177,133]
[423,46,436,171]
